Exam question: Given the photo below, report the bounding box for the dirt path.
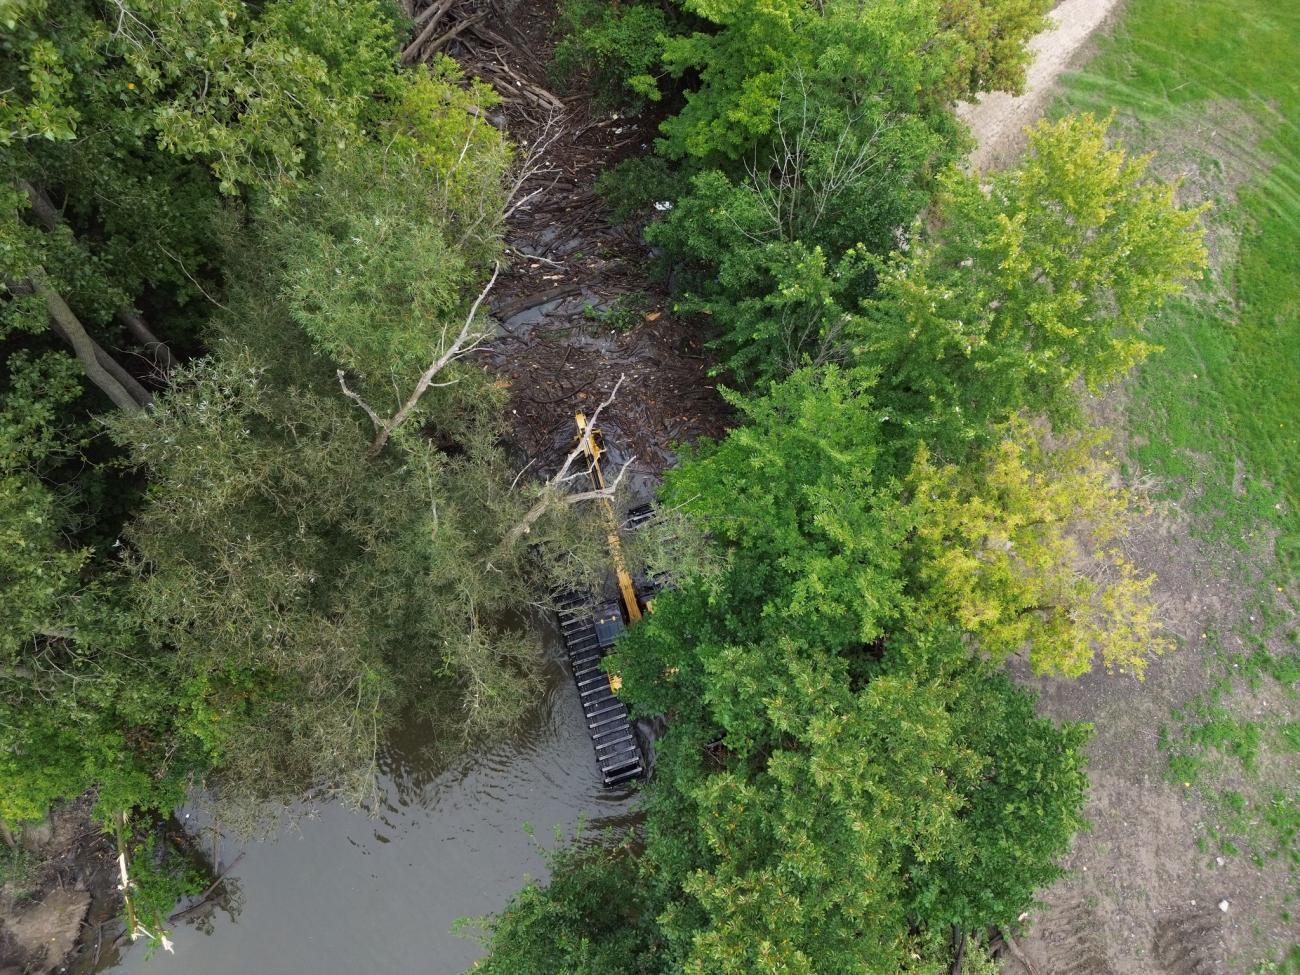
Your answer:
[958,0,1126,170]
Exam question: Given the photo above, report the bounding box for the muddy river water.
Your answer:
[101,627,638,975]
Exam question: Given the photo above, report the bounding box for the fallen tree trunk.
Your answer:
[401,0,456,62]
[17,180,177,372]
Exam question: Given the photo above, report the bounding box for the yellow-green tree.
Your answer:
[905,423,1169,677]
[859,114,1208,450]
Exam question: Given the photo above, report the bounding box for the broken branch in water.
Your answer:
[167,852,246,925]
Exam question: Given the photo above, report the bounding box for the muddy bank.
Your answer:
[422,0,734,479]
[1,800,119,974]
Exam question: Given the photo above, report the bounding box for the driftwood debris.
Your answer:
[404,0,563,111]
[492,283,582,323]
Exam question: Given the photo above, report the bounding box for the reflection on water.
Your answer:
[102,629,639,975]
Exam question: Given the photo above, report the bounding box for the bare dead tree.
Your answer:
[338,263,500,458]
[499,374,634,552]
[742,67,895,244]
[453,110,565,252]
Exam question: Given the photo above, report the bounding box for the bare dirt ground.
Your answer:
[0,799,120,975]
[957,0,1127,170]
[1008,512,1298,975]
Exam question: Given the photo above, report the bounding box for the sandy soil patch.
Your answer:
[958,0,1127,171]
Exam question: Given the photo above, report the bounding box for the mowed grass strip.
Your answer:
[1058,0,1300,571]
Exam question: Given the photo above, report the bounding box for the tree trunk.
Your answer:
[999,929,1043,975]
[950,926,966,975]
[115,307,175,373]
[365,262,499,457]
[9,277,151,411]
[17,180,177,371]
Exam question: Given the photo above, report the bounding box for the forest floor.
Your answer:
[0,799,122,975]
[414,0,733,496]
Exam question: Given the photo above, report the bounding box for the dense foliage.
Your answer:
[859,115,1208,443]
[554,0,1065,388]
[0,2,597,833]
[3,0,1212,969]
[472,53,1205,972]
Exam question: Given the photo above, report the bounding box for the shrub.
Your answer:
[551,0,671,110]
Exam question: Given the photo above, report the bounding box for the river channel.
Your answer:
[100,624,639,975]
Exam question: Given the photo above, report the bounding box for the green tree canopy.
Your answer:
[857,114,1208,446]
[0,4,604,830]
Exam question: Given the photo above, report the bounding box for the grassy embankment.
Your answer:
[1057,0,1300,947]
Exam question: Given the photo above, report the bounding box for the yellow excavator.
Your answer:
[575,412,646,622]
[555,413,657,785]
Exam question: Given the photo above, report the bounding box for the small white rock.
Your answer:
[1219,900,1230,912]
[1216,856,1225,866]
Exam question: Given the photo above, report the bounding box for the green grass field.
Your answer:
[1058,0,1300,572]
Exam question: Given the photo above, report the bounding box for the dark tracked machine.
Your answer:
[553,414,661,787]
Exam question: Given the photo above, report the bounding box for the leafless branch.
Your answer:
[562,456,635,505]
[509,458,537,491]
[160,246,228,311]
[337,370,382,430]
[548,373,625,487]
[498,374,627,551]
[366,262,500,457]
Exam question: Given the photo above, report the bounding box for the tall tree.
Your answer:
[0,6,603,829]
[857,114,1208,450]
